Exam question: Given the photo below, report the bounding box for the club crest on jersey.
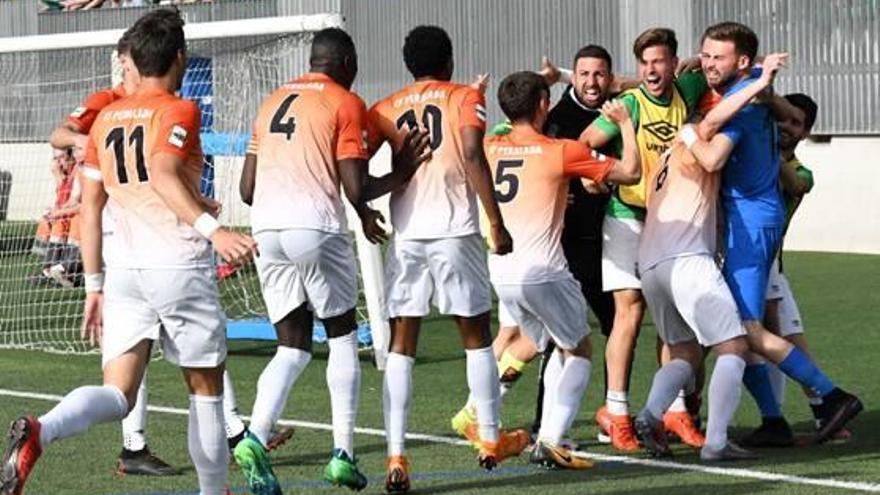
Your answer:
[70,107,87,118]
[168,125,188,148]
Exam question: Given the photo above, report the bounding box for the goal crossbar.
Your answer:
[0,13,343,54]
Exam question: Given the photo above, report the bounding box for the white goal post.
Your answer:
[0,13,391,369]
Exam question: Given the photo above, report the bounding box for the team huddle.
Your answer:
[0,8,865,495]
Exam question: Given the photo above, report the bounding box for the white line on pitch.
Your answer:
[1,387,878,493]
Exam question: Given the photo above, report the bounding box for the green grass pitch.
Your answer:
[0,252,877,494]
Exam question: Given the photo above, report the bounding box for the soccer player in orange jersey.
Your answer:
[485,71,640,469]
[366,26,529,493]
[235,28,428,494]
[0,10,256,495]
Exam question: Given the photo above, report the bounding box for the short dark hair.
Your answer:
[702,22,759,64]
[403,25,452,78]
[497,71,550,122]
[573,44,613,72]
[116,30,132,56]
[127,8,186,77]
[785,93,818,131]
[633,28,677,60]
[310,27,356,65]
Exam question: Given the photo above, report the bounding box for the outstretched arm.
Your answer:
[696,53,788,140]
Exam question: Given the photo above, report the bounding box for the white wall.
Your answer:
[784,137,880,255]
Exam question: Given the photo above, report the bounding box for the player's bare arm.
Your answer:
[151,151,257,265]
[461,125,513,255]
[239,153,257,206]
[696,53,788,139]
[580,120,614,150]
[362,127,432,200]
[600,100,641,185]
[49,123,89,162]
[79,165,108,347]
[338,157,387,244]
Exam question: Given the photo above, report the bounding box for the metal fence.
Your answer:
[1,0,877,134]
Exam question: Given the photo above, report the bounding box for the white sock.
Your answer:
[466,347,501,443]
[327,332,361,457]
[383,352,414,456]
[39,385,129,449]
[541,351,564,425]
[249,346,311,446]
[121,376,147,452]
[644,359,693,421]
[668,391,688,413]
[706,354,746,450]
[222,370,246,439]
[188,395,229,495]
[539,356,591,445]
[606,390,629,416]
[767,363,787,411]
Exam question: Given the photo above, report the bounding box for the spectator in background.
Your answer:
[30,148,77,286]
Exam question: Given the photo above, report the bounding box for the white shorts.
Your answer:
[255,230,358,322]
[641,255,746,347]
[602,215,643,291]
[497,298,517,328]
[493,275,590,352]
[385,234,491,318]
[102,268,226,368]
[765,259,804,336]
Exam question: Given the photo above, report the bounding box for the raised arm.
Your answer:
[696,53,788,140]
[598,100,640,185]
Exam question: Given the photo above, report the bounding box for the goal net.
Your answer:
[0,14,390,367]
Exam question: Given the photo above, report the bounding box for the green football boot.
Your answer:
[323,448,367,491]
[233,432,282,495]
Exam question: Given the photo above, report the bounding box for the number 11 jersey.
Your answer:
[84,87,208,269]
[248,72,370,235]
[367,80,486,240]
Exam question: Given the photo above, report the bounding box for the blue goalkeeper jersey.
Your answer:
[719,75,785,227]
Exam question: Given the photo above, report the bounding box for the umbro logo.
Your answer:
[643,121,678,143]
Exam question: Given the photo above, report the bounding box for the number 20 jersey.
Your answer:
[84,87,209,269]
[248,72,370,235]
[367,80,486,240]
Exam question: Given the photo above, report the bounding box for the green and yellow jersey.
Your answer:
[592,71,708,220]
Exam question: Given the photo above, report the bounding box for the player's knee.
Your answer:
[182,364,225,396]
[275,304,315,351]
[566,336,592,360]
[456,311,492,349]
[713,336,749,359]
[668,341,702,368]
[323,309,357,339]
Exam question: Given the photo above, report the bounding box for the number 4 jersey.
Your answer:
[248,72,370,235]
[367,80,486,240]
[484,126,615,284]
[84,87,209,269]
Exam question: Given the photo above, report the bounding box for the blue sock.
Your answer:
[777,348,836,397]
[742,363,783,418]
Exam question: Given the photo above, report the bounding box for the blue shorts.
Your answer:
[722,223,782,322]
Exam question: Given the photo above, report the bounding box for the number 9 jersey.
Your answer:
[84,87,209,269]
[366,80,486,239]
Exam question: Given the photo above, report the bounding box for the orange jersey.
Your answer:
[248,73,369,234]
[367,80,487,239]
[485,126,614,284]
[84,87,209,269]
[67,85,128,133]
[639,142,720,271]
